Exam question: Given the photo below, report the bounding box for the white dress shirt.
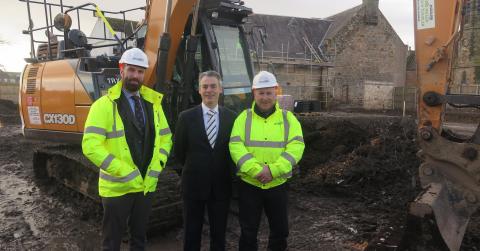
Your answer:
[201,103,219,135]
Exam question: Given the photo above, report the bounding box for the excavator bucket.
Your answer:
[409,127,480,251]
[410,182,470,251]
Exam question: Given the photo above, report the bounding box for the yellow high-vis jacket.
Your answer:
[229,103,305,189]
[82,81,172,197]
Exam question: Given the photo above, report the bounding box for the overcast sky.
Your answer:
[0,0,413,72]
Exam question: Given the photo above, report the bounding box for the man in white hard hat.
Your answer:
[82,47,172,250]
[229,71,305,250]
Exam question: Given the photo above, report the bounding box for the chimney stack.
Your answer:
[363,0,379,25]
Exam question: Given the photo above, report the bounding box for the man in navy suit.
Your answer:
[174,71,237,251]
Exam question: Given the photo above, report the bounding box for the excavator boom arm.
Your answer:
[411,1,480,250]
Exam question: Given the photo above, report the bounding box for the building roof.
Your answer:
[245,14,332,61]
[324,5,363,39]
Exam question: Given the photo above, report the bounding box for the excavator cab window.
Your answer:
[172,18,211,108]
[213,25,251,91]
[210,23,253,112]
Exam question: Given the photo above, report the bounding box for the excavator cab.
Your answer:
[166,4,254,122]
[139,0,255,125]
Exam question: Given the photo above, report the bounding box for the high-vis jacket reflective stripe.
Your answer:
[82,81,172,197]
[229,103,305,189]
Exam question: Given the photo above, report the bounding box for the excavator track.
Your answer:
[32,143,183,233]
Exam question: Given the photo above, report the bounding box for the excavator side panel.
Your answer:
[20,59,90,142]
[40,60,78,132]
[20,63,46,130]
[73,73,94,132]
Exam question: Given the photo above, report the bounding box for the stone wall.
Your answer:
[363,81,394,110]
[405,70,417,87]
[452,0,480,92]
[325,8,407,106]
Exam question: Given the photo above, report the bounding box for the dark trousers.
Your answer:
[183,197,230,251]
[101,192,153,251]
[238,181,289,251]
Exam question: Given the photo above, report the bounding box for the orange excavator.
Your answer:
[409,0,480,250]
[18,0,254,231]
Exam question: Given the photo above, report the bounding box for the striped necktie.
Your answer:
[206,109,217,148]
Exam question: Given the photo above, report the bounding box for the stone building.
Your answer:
[322,0,407,109]
[246,0,407,110]
[405,50,417,87]
[392,49,417,112]
[451,0,480,95]
[0,71,21,104]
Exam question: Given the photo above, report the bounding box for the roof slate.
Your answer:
[245,14,332,60]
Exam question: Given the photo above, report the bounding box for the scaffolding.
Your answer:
[253,40,334,99]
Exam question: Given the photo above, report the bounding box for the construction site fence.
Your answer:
[449,84,480,95]
[325,81,416,111]
[392,86,417,112]
[280,85,333,109]
[274,84,420,113]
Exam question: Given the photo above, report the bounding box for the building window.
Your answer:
[461,70,467,85]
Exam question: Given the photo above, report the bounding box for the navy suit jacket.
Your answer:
[174,105,236,200]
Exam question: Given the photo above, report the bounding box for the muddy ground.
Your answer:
[1,100,480,250]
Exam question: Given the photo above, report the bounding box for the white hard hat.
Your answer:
[119,48,149,68]
[252,71,278,89]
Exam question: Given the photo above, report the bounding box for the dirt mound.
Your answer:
[292,116,480,249]
[297,119,419,199]
[291,118,421,246]
[0,99,18,113]
[301,120,368,168]
[0,99,20,125]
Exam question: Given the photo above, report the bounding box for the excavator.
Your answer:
[408,0,480,250]
[18,0,254,231]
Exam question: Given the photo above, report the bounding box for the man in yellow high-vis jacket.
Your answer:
[82,48,172,250]
[229,71,305,251]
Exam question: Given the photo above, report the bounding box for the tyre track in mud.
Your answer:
[0,125,102,250]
